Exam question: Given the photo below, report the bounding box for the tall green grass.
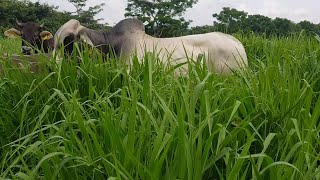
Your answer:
[0,38,21,55]
[0,34,319,179]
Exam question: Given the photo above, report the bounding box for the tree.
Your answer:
[273,18,296,36]
[297,20,320,34]
[125,0,198,37]
[0,0,73,34]
[68,0,87,15]
[0,0,107,37]
[245,14,276,35]
[212,7,248,33]
[67,0,105,29]
[211,7,312,36]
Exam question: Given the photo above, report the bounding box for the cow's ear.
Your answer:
[40,31,53,41]
[4,28,21,38]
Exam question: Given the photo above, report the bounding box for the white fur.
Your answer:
[125,32,248,75]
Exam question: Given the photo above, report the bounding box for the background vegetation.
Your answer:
[0,0,108,36]
[1,0,320,37]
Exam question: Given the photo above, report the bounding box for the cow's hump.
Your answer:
[111,18,145,35]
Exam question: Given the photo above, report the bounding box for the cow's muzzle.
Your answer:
[21,46,32,55]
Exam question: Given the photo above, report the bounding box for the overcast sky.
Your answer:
[30,0,319,26]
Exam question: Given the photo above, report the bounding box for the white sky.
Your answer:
[30,0,320,26]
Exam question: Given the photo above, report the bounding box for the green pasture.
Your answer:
[0,33,319,179]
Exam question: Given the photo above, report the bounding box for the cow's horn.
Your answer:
[16,19,23,27]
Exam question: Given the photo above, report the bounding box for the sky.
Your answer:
[30,0,319,26]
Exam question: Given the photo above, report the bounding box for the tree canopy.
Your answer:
[67,0,106,29]
[125,0,198,37]
[0,0,108,37]
[211,7,320,36]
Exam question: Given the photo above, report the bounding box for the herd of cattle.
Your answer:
[2,18,248,75]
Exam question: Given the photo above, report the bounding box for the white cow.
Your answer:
[54,18,248,75]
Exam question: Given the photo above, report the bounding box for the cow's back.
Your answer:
[182,32,248,73]
[133,32,247,74]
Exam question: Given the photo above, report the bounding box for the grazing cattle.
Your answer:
[54,18,248,75]
[4,20,54,55]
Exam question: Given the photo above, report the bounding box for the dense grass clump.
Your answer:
[0,34,319,179]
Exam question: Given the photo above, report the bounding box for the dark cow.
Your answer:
[4,20,54,55]
[54,18,247,75]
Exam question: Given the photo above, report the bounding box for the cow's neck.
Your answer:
[83,28,111,46]
[83,28,123,55]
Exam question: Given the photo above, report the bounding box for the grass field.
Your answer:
[0,33,319,179]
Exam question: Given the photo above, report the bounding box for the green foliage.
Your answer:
[188,25,215,35]
[0,33,320,179]
[273,18,296,36]
[0,0,70,34]
[125,0,198,37]
[245,15,276,35]
[0,0,107,36]
[213,7,248,33]
[213,7,320,37]
[297,20,320,34]
[0,38,21,54]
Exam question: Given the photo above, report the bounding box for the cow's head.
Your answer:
[4,20,53,55]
